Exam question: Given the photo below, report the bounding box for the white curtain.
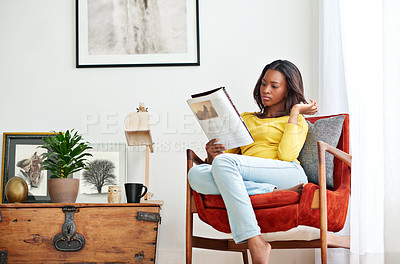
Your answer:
[315,0,348,116]
[340,0,385,262]
[314,1,350,262]
[317,0,400,263]
[383,0,400,263]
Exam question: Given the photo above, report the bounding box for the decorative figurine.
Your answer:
[107,185,121,203]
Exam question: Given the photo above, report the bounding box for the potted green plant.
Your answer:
[40,130,92,203]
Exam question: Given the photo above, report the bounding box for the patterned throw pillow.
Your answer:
[298,115,345,189]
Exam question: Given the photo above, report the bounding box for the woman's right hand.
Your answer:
[205,139,226,164]
[292,99,318,115]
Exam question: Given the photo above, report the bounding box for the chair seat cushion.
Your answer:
[203,190,301,209]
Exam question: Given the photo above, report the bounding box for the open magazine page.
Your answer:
[187,88,254,150]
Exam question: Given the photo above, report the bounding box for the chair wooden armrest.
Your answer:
[317,140,352,263]
[187,149,206,165]
[186,149,206,167]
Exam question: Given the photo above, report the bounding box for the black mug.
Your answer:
[124,183,148,203]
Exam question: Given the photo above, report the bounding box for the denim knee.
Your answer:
[211,154,240,180]
[188,165,203,187]
[188,164,220,195]
[211,153,237,168]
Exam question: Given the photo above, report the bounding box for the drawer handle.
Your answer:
[53,206,85,252]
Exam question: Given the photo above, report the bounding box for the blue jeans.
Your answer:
[188,153,308,243]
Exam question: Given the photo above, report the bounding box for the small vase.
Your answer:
[48,178,79,203]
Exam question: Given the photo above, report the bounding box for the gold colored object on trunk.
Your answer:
[5,177,28,203]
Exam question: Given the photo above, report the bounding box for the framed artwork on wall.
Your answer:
[76,0,200,68]
[1,133,55,203]
[75,142,126,203]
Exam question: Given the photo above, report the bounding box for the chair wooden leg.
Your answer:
[186,207,194,264]
[320,223,328,264]
[186,213,193,264]
[186,235,192,264]
[318,141,329,264]
[186,183,193,264]
[241,249,249,264]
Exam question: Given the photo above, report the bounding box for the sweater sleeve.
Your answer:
[277,115,308,162]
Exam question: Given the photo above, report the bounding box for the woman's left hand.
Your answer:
[291,99,318,115]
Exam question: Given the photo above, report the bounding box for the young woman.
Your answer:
[188,60,318,264]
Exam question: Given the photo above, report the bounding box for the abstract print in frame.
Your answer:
[76,0,200,67]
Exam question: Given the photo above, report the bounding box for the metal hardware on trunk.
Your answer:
[136,211,161,223]
[0,212,2,222]
[134,251,145,259]
[53,206,85,252]
[0,250,7,264]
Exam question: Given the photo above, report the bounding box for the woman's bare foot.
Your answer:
[273,183,305,194]
[248,235,271,264]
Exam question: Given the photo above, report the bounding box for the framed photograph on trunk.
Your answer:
[76,0,200,67]
[1,133,55,203]
[75,142,126,203]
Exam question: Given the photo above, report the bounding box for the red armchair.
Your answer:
[186,114,351,264]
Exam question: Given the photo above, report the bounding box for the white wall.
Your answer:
[0,0,314,263]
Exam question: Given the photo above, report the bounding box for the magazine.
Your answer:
[187,87,254,150]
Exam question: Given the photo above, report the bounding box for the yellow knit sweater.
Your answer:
[225,112,308,163]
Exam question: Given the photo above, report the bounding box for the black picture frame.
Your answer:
[76,0,200,68]
[1,133,55,203]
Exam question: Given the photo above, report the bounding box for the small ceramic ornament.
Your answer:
[5,177,28,203]
[108,185,121,203]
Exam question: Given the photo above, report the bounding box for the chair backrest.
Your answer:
[306,114,350,191]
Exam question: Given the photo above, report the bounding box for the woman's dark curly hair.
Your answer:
[253,60,307,117]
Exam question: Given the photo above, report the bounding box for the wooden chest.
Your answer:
[0,203,161,264]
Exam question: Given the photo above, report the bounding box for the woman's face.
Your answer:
[260,69,288,112]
